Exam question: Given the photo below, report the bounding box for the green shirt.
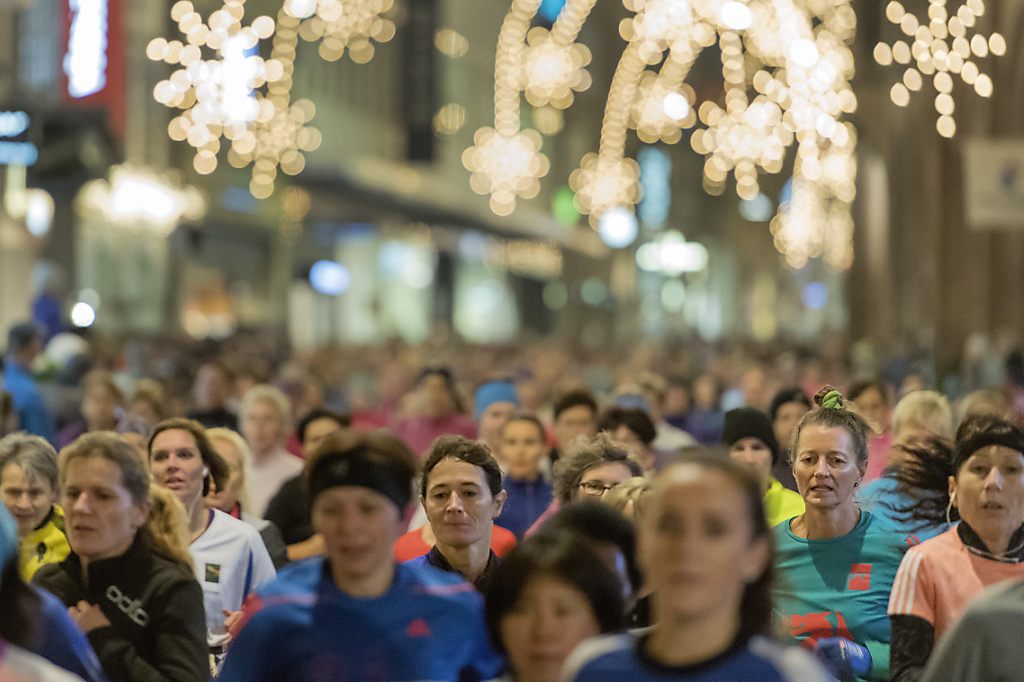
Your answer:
[773,511,911,681]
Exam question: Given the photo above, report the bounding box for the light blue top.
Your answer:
[856,475,950,543]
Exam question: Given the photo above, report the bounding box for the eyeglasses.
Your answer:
[578,480,617,497]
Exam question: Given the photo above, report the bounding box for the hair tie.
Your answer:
[821,390,845,410]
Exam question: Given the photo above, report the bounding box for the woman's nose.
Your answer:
[983,467,1005,489]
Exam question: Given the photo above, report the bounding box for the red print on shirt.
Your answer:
[847,563,872,591]
[406,618,432,638]
[789,610,854,648]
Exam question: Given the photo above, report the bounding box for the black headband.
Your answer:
[956,431,1024,469]
[308,452,410,511]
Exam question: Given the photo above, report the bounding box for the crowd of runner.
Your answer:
[2,320,1024,681]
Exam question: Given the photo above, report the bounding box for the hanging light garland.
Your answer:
[473,0,1004,269]
[462,0,550,217]
[473,0,869,269]
[873,0,1005,138]
[149,0,392,199]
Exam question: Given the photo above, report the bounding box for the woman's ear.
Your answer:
[743,535,771,583]
[132,500,152,531]
[948,475,958,507]
[492,489,508,518]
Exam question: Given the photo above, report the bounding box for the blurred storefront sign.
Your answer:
[963,139,1024,229]
[61,0,125,142]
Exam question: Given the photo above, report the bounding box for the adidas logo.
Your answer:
[105,585,150,627]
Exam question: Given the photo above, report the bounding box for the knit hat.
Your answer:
[0,505,16,587]
[474,380,519,419]
[723,408,780,465]
[769,387,812,421]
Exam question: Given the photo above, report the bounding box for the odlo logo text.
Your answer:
[106,585,150,626]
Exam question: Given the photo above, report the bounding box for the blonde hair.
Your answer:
[147,484,193,569]
[892,390,954,441]
[58,432,191,569]
[602,476,651,521]
[239,384,292,433]
[207,427,253,512]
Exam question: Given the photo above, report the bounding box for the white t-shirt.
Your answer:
[190,509,277,647]
[249,448,304,517]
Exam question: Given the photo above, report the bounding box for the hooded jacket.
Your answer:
[33,533,208,682]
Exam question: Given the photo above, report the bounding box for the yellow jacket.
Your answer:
[764,477,805,527]
[18,505,70,581]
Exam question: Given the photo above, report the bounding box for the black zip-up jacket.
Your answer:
[33,534,208,682]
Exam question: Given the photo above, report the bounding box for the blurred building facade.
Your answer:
[0,0,1021,372]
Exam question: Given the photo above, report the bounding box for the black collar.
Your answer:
[635,630,750,675]
[958,521,1024,563]
[65,533,154,588]
[425,545,501,592]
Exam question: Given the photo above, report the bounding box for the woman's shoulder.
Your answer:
[746,636,832,681]
[560,632,637,679]
[561,634,830,681]
[30,559,74,593]
[145,552,204,596]
[201,509,266,548]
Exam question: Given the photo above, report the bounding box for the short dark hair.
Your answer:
[419,435,502,498]
[541,500,641,595]
[498,411,547,442]
[484,531,626,654]
[415,366,465,413]
[553,389,598,421]
[848,378,889,405]
[195,359,235,382]
[553,434,643,504]
[5,323,40,354]
[297,407,351,444]
[147,418,230,496]
[306,430,417,504]
[954,414,1024,473]
[769,387,811,421]
[598,407,656,446]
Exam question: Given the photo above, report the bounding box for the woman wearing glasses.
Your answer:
[525,434,643,536]
[555,434,644,502]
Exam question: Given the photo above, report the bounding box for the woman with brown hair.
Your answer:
[33,432,207,682]
[773,387,911,681]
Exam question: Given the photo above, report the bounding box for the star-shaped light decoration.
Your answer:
[462,128,550,216]
[148,0,281,177]
[874,0,1006,137]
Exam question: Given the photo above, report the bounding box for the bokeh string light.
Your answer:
[474,0,866,268]
[462,0,550,216]
[874,0,1005,138]
[283,0,396,64]
[150,0,391,199]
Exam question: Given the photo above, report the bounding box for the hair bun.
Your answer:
[813,385,846,410]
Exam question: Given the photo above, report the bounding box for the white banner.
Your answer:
[963,138,1024,230]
